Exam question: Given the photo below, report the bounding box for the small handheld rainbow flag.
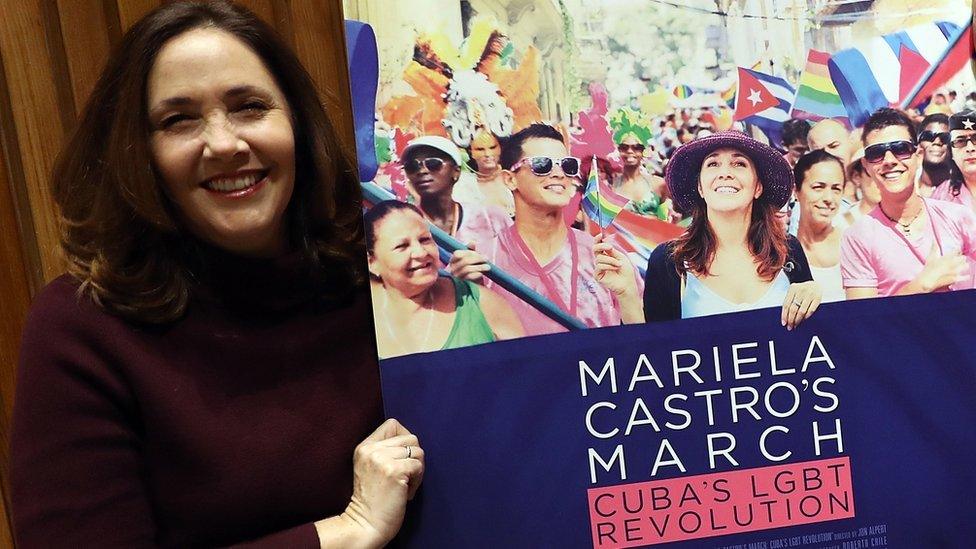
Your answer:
[672,84,694,99]
[581,156,629,229]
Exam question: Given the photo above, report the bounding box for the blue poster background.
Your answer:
[381,291,976,548]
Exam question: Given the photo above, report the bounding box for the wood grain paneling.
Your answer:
[278,0,356,155]
[0,0,72,284]
[57,1,114,115]
[114,0,160,31]
[0,133,28,549]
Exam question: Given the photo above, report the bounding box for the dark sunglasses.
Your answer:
[510,156,581,177]
[403,157,447,174]
[950,135,976,149]
[618,143,645,153]
[863,140,915,164]
[918,130,950,144]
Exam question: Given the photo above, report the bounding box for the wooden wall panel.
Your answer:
[0,0,72,284]
[57,1,114,116]
[114,0,161,31]
[0,140,28,549]
[279,0,356,155]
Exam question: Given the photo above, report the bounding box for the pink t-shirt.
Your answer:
[840,198,976,296]
[930,181,973,209]
[929,183,976,289]
[454,201,512,257]
[482,225,622,336]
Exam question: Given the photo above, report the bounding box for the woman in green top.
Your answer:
[365,201,524,358]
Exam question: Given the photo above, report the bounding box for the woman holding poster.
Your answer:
[643,132,821,328]
[11,2,425,547]
[365,201,524,358]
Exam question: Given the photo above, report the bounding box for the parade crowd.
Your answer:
[368,97,976,358]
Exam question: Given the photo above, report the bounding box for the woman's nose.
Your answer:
[202,116,248,160]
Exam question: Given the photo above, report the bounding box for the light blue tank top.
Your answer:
[681,271,791,319]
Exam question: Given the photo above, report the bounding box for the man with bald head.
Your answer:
[808,118,857,205]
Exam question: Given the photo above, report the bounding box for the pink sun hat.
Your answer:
[665,131,794,214]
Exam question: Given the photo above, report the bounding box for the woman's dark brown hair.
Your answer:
[53,0,364,323]
[670,157,788,281]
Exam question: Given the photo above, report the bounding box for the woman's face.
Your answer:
[147,28,295,257]
[798,161,845,227]
[618,135,645,167]
[368,209,440,292]
[697,147,762,213]
[470,132,501,172]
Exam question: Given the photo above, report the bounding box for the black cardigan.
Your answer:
[643,235,814,323]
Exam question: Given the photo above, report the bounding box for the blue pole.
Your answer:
[361,182,588,331]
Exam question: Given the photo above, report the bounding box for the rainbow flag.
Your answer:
[581,157,629,229]
[672,84,694,99]
[790,49,849,125]
[588,208,686,278]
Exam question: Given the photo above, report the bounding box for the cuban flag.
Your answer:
[828,21,966,128]
[732,66,796,147]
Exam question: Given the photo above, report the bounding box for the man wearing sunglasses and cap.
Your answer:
[400,136,511,262]
[455,123,643,336]
[840,108,976,299]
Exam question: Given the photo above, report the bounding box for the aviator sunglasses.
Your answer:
[863,140,916,164]
[403,157,448,174]
[918,130,950,145]
[510,156,582,177]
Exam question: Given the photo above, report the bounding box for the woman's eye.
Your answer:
[237,101,269,114]
[705,160,718,167]
[160,114,194,129]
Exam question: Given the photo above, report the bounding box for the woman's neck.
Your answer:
[383,281,434,311]
[621,164,642,180]
[477,166,502,181]
[708,208,752,249]
[797,217,834,245]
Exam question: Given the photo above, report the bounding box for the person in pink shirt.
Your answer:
[841,108,976,298]
[930,110,976,211]
[454,124,642,336]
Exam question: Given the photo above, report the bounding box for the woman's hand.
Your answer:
[447,243,490,282]
[781,280,822,331]
[317,418,424,548]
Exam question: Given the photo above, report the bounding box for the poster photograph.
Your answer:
[341,0,976,547]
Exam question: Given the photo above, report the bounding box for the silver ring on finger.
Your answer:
[791,301,801,307]
[405,445,412,459]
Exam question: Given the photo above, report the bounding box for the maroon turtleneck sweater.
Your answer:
[10,253,383,548]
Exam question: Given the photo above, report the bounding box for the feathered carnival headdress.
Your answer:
[608,107,653,146]
[380,18,542,148]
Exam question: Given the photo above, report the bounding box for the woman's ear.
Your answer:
[754,180,764,200]
[366,252,379,279]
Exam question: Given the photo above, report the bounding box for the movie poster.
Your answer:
[341,1,976,547]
